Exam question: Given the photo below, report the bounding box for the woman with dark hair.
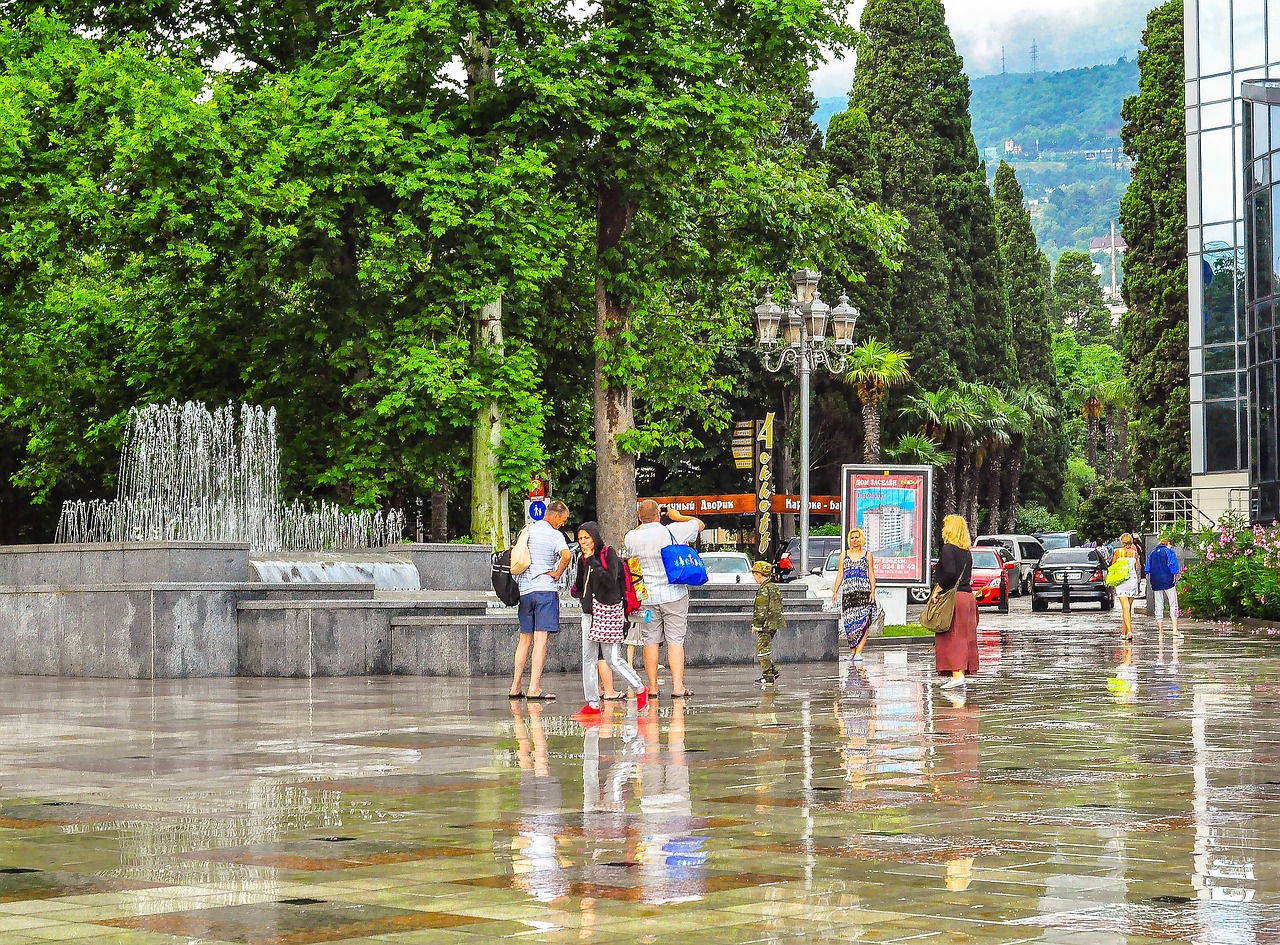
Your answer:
[573,522,649,720]
[934,514,979,691]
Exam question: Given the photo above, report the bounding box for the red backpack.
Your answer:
[601,545,642,616]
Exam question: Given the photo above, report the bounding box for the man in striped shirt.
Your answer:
[510,500,571,701]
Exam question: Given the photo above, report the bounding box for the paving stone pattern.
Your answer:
[0,601,1274,943]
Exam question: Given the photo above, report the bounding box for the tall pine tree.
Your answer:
[1120,0,1190,488]
[848,0,1013,389]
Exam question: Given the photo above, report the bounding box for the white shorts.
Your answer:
[1153,586,1179,622]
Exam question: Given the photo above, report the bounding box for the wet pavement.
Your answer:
[0,600,1277,943]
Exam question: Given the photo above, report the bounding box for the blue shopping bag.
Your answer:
[661,528,708,586]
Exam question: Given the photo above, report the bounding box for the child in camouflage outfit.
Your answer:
[750,561,785,688]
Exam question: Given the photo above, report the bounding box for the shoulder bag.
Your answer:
[1105,556,1131,587]
[660,528,708,586]
[920,583,957,633]
[510,526,532,577]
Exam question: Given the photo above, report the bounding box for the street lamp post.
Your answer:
[754,269,858,577]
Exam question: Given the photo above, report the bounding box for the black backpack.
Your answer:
[491,549,521,607]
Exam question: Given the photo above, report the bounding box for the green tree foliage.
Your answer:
[1076,478,1146,543]
[0,2,906,543]
[1119,0,1190,489]
[846,0,1014,388]
[1053,251,1117,346]
[0,8,573,538]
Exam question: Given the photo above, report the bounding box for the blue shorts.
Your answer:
[518,591,561,634]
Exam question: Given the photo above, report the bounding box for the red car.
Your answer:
[970,546,1015,612]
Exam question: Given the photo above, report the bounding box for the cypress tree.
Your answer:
[849,0,1013,387]
[825,107,888,335]
[1119,0,1189,488]
[993,161,1067,510]
[993,162,1053,383]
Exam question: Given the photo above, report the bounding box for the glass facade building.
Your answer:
[1186,0,1266,489]
[1242,81,1280,519]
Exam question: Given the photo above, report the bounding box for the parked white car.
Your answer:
[799,550,843,597]
[701,552,755,585]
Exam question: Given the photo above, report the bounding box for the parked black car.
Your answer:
[1031,547,1113,612]
[776,536,843,582]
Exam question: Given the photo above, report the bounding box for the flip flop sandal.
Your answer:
[672,690,693,698]
[507,692,524,699]
[647,691,660,698]
[525,693,557,701]
[604,693,628,701]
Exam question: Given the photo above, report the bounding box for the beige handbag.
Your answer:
[510,526,532,576]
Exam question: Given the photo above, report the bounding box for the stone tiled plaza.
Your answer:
[0,603,1274,944]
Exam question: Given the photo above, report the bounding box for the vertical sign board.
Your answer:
[840,465,933,587]
[754,413,776,557]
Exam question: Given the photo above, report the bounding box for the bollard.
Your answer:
[1062,577,1071,612]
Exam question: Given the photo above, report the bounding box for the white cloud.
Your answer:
[811,0,1156,98]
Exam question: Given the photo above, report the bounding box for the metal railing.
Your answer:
[1151,485,1260,532]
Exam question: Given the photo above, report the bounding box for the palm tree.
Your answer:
[947,384,985,523]
[902,389,957,520]
[844,341,912,463]
[886,434,955,468]
[1102,376,1134,481]
[1001,387,1056,531]
[1082,388,1105,472]
[975,388,1022,534]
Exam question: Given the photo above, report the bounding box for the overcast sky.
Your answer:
[811,0,1160,97]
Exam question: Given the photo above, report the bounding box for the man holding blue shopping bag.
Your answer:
[624,500,706,701]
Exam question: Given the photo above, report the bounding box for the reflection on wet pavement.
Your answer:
[0,609,1278,942]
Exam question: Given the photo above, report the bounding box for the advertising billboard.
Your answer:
[840,465,934,587]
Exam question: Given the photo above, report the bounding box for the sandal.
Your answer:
[507,692,524,700]
[672,690,693,699]
[603,692,628,701]
[525,692,557,702]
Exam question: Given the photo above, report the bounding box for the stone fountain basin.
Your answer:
[250,552,420,591]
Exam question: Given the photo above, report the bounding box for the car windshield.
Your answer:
[704,556,751,574]
[824,551,840,571]
[970,549,1001,569]
[1040,549,1100,566]
[1039,534,1071,550]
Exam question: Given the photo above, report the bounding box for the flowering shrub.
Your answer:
[1179,517,1280,622]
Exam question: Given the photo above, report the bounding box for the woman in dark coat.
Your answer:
[572,521,648,717]
[934,514,979,690]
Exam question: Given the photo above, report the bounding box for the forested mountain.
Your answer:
[817,58,1139,262]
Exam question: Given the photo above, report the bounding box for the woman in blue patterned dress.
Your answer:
[830,527,877,661]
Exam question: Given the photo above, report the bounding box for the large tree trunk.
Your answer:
[1002,436,1024,532]
[594,184,637,545]
[430,475,449,542]
[954,443,972,520]
[1118,408,1131,483]
[469,297,510,547]
[1086,416,1099,471]
[966,461,981,536]
[1104,404,1117,478]
[941,437,960,517]
[465,41,510,549]
[985,452,1002,534]
[861,398,880,464]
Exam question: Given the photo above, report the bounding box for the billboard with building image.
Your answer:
[840,465,934,586]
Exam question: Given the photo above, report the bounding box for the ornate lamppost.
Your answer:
[754,269,858,576]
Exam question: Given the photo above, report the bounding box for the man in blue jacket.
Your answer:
[1146,535,1182,634]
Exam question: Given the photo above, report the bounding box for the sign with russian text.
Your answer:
[754,413,776,557]
[840,465,933,586]
[639,494,841,517]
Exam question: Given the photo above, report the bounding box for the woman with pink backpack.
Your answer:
[572,521,649,720]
